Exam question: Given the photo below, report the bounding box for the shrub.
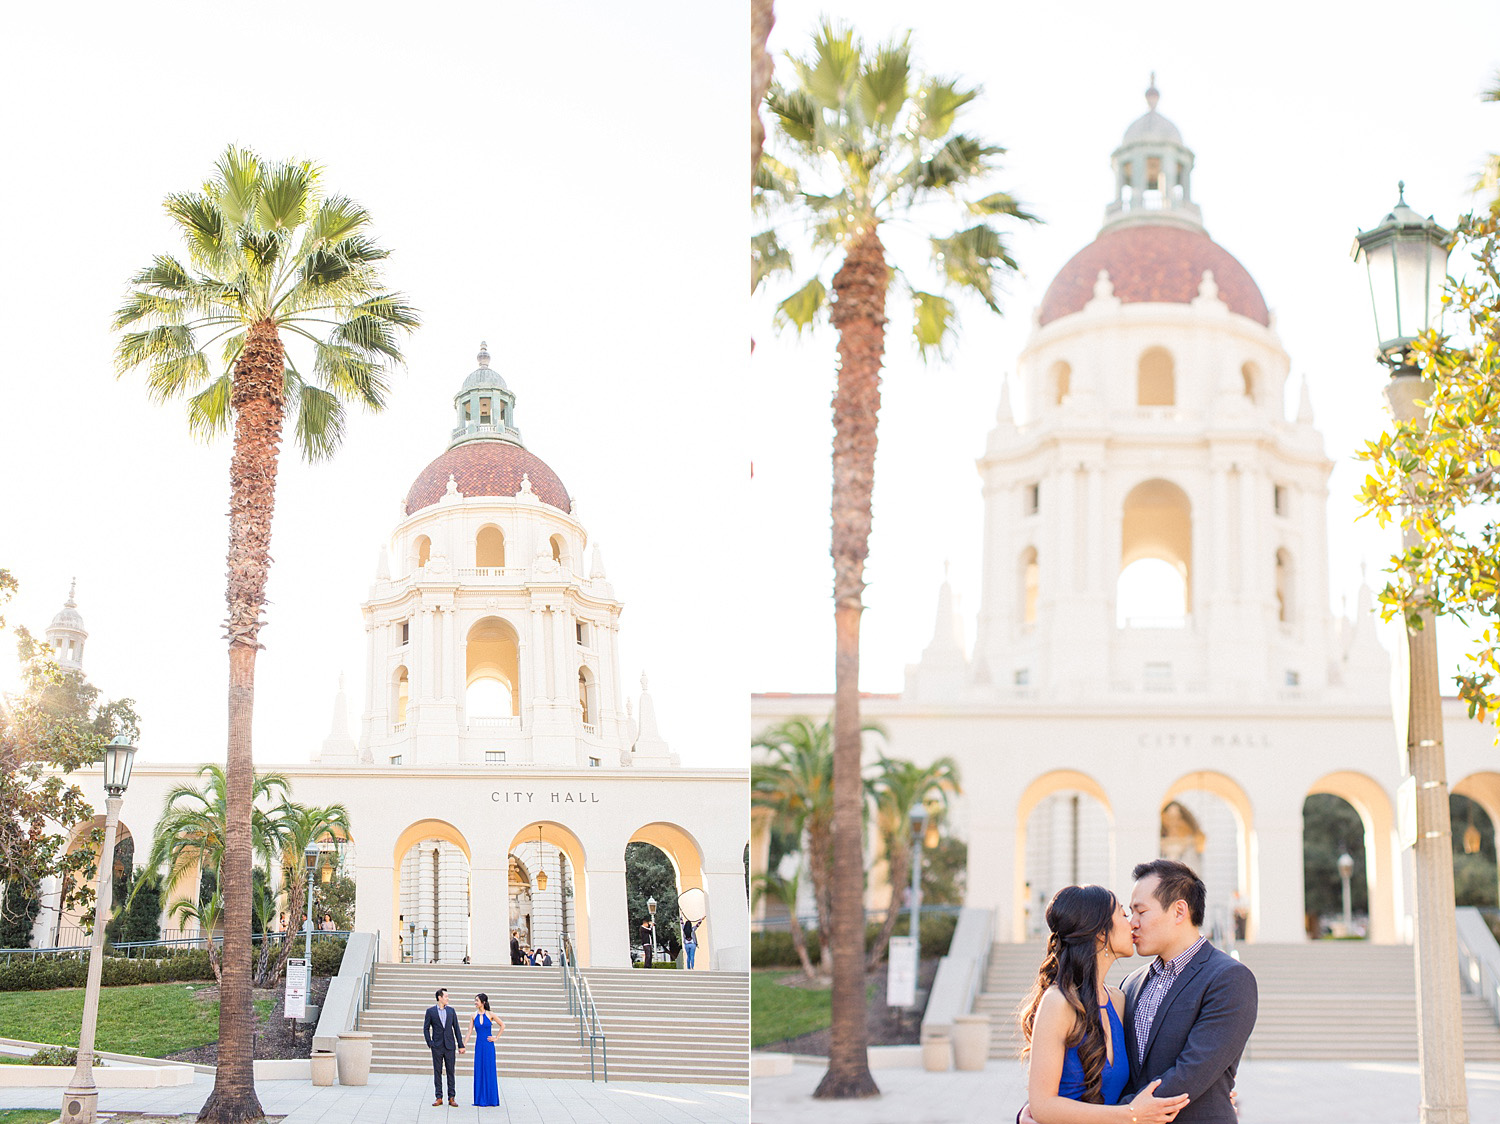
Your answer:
[310,938,346,977]
[0,947,217,992]
[30,1045,81,1066]
[751,911,958,969]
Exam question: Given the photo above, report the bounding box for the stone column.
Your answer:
[1253,811,1305,943]
[584,862,630,968]
[704,867,751,971]
[529,605,548,703]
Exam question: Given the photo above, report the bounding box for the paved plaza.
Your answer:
[0,1072,750,1123]
[750,1058,1500,1124]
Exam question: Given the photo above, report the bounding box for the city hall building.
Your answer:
[752,89,1500,946]
[37,346,749,970]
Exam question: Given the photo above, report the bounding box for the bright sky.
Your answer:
[751,0,1500,699]
[0,2,743,766]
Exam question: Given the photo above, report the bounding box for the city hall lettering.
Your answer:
[491,791,602,804]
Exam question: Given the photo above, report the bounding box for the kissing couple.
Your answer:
[1017,858,1258,1124]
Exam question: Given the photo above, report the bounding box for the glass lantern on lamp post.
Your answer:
[1337,851,1354,936]
[303,843,319,962]
[1353,187,1467,1124]
[61,736,137,1124]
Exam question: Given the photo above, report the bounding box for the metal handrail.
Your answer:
[557,933,606,1081]
[1,930,353,965]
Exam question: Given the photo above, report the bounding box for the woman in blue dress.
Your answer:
[1018,886,1189,1124]
[470,993,503,1107]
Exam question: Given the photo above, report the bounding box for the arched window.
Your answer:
[1118,479,1192,626]
[1019,546,1039,626]
[549,534,569,568]
[1137,347,1175,407]
[476,525,505,568]
[1050,361,1072,406]
[1276,548,1294,624]
[578,667,597,729]
[393,666,409,728]
[466,617,521,718]
[1241,362,1259,403]
[415,535,431,570]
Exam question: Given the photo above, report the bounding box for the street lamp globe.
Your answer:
[908,802,929,839]
[1337,852,1355,881]
[304,842,320,872]
[101,735,136,796]
[1351,184,1453,367]
[646,895,657,918]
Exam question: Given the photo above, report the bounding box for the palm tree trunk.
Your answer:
[814,229,887,1100]
[750,0,776,178]
[786,899,818,981]
[199,318,283,1124]
[866,834,911,973]
[805,821,833,968]
[264,857,306,988]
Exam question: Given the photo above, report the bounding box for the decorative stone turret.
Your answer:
[450,342,521,448]
[1103,76,1202,233]
[46,579,87,671]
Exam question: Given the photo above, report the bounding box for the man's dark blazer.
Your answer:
[423,1004,465,1053]
[1121,943,1257,1124]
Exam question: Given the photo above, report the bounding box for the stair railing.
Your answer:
[1456,907,1500,1029]
[558,933,608,1080]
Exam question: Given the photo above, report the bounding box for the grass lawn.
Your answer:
[0,1112,62,1124]
[752,970,834,1047]
[0,983,273,1058]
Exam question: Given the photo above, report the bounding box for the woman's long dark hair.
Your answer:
[475,993,491,1013]
[1017,884,1117,1103]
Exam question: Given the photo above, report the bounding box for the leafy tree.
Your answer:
[260,801,351,986]
[756,23,1032,1098]
[1,880,40,949]
[920,836,967,907]
[113,146,416,1122]
[316,871,357,932]
[1356,212,1500,727]
[106,868,162,945]
[0,574,139,939]
[753,717,835,960]
[752,870,818,980]
[1301,795,1369,926]
[863,755,960,969]
[625,842,680,958]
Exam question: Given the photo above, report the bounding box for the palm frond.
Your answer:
[768,85,819,146]
[915,133,1003,193]
[774,277,827,333]
[186,374,233,440]
[931,223,1015,310]
[795,20,860,110]
[214,146,262,228]
[752,229,794,294]
[911,290,958,359]
[968,192,1038,222]
[291,382,347,462]
[164,193,227,264]
[856,38,911,130]
[915,78,979,140]
[257,159,316,231]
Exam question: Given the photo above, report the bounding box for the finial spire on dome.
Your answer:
[66,577,77,607]
[1397,180,1406,204]
[477,341,490,368]
[1145,72,1159,112]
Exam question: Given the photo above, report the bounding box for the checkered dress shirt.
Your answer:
[1133,935,1208,1065]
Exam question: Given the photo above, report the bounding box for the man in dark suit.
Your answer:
[1022,859,1257,1124]
[423,987,466,1107]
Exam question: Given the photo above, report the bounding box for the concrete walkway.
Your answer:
[750,1058,1500,1124]
[0,1072,750,1123]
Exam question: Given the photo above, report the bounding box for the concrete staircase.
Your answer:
[360,963,748,1084]
[972,941,1500,1062]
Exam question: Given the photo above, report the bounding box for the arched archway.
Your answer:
[508,822,589,966]
[578,667,598,732]
[1454,773,1500,909]
[1307,772,1397,943]
[1019,546,1039,627]
[466,617,520,721]
[476,524,505,568]
[1050,360,1072,406]
[1241,361,1260,403]
[1013,771,1113,942]
[413,535,431,571]
[392,820,472,964]
[1120,478,1192,622]
[549,534,571,569]
[57,818,136,945]
[392,666,409,730]
[627,822,710,969]
[1161,772,1252,943]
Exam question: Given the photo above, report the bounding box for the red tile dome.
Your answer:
[1038,224,1269,328]
[405,441,571,515]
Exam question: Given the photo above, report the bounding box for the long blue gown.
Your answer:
[472,1012,500,1106]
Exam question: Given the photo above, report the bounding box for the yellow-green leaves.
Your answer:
[911,291,956,358]
[775,277,827,333]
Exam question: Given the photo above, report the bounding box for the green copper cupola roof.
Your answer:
[450,341,523,449]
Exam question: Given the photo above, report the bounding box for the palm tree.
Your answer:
[113,146,417,1122]
[752,871,817,981]
[752,717,835,961]
[258,801,352,988]
[863,756,960,971]
[751,0,776,178]
[169,890,225,980]
[755,24,1032,1098]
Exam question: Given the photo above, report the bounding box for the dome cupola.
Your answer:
[1104,76,1202,233]
[450,342,521,449]
[46,578,87,670]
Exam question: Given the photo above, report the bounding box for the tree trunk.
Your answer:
[199,319,284,1124]
[805,820,834,967]
[750,0,776,179]
[263,856,306,988]
[786,897,818,982]
[814,229,887,1100]
[866,832,910,972]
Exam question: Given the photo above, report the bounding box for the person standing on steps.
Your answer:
[682,914,701,970]
[423,987,466,1107]
[639,917,655,966]
[471,992,503,1108]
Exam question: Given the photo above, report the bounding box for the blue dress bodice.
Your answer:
[1057,1000,1129,1104]
[472,1012,499,1105]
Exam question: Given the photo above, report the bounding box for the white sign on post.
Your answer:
[285,957,309,1021]
[887,936,917,1009]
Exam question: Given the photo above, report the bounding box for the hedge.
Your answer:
[0,939,346,992]
[751,912,958,968]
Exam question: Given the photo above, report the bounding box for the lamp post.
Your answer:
[646,895,658,957]
[303,843,319,963]
[1337,851,1354,936]
[908,804,929,980]
[1353,185,1468,1124]
[61,736,136,1124]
